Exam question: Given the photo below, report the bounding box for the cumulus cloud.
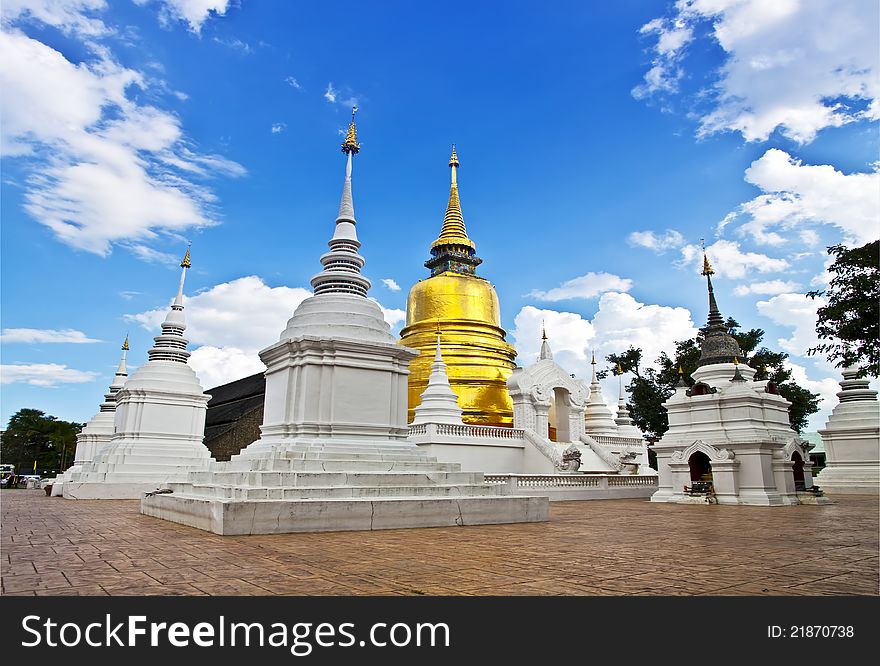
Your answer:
[679,239,789,279]
[381,278,401,292]
[127,276,405,386]
[146,0,231,33]
[0,11,244,257]
[1,0,110,37]
[733,280,802,297]
[634,0,879,143]
[756,293,824,357]
[722,149,880,246]
[1,328,101,344]
[527,272,633,301]
[0,363,99,386]
[627,229,685,254]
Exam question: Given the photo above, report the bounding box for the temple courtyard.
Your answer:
[1,491,877,597]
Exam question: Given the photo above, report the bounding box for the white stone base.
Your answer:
[64,479,196,500]
[140,441,549,535]
[816,466,880,495]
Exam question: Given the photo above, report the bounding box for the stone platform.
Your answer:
[141,443,548,534]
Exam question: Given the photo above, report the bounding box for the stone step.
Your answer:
[243,459,462,473]
[165,482,507,501]
[142,494,550,535]
[279,451,434,462]
[186,470,483,487]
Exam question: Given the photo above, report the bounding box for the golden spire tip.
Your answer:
[122,334,129,351]
[341,106,360,154]
[617,362,623,375]
[180,243,191,269]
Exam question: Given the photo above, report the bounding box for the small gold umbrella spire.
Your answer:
[341,106,360,154]
[431,144,475,251]
[122,334,129,351]
[180,243,192,269]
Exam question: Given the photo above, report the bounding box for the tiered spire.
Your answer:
[98,336,130,412]
[147,247,192,364]
[311,107,371,297]
[425,146,482,277]
[697,244,743,367]
[411,332,464,425]
[539,322,553,360]
[614,363,634,427]
[584,351,618,434]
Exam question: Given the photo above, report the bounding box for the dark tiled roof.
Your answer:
[205,372,266,430]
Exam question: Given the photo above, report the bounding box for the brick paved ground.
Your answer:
[1,490,877,596]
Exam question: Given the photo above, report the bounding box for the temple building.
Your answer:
[399,148,518,426]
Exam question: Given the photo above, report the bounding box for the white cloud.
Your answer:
[323,81,359,108]
[733,280,802,296]
[381,278,401,292]
[627,229,685,253]
[285,76,302,90]
[324,82,337,103]
[1,0,110,37]
[679,239,789,279]
[0,363,99,386]
[634,0,879,143]
[722,149,880,246]
[0,15,244,257]
[370,299,406,330]
[127,276,405,387]
[527,272,633,301]
[149,0,231,33]
[756,292,824,356]
[0,328,101,344]
[271,122,286,134]
[126,244,181,265]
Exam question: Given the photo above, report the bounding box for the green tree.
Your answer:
[0,409,82,474]
[807,241,879,377]
[606,319,820,438]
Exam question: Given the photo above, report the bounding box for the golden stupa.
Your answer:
[399,147,517,426]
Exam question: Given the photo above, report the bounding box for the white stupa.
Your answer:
[583,352,618,435]
[817,366,880,494]
[412,333,465,425]
[51,337,130,496]
[142,111,548,534]
[613,365,643,439]
[651,252,810,505]
[64,248,213,499]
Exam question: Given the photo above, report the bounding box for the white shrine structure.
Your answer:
[816,366,880,494]
[141,112,549,534]
[650,254,815,505]
[411,326,656,501]
[63,249,213,499]
[49,337,130,496]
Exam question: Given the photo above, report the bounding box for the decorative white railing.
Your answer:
[589,434,645,449]
[408,423,525,440]
[484,473,658,491]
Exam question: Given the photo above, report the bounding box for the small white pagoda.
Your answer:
[651,252,811,506]
[64,248,213,499]
[817,366,880,494]
[50,337,130,496]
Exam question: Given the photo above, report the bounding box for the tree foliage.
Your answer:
[606,319,820,439]
[0,409,82,474]
[807,241,879,377]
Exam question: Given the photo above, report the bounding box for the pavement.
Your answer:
[1,490,877,596]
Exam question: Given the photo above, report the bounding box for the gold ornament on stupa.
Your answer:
[399,147,517,426]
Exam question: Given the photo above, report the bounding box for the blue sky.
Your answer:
[1,0,878,430]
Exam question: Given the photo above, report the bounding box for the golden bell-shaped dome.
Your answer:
[400,148,517,426]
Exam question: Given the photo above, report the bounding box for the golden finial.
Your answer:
[341,106,360,154]
[180,243,191,269]
[734,356,739,365]
[122,334,129,351]
[679,365,684,375]
[617,362,623,376]
[700,238,714,276]
[449,144,459,169]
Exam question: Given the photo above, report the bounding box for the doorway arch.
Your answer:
[688,451,713,482]
[548,387,572,443]
[791,451,806,490]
